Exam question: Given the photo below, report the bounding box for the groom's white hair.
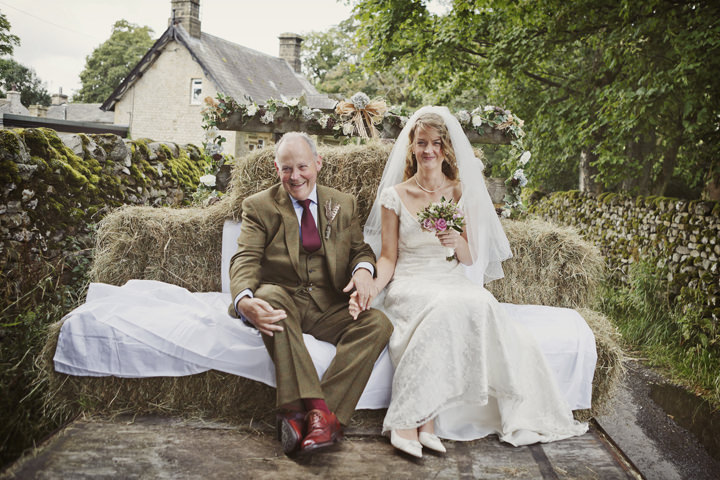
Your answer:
[274,131,318,160]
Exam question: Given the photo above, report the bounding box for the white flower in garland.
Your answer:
[260,110,274,124]
[350,92,370,110]
[246,104,258,117]
[484,105,495,112]
[204,126,219,140]
[342,122,355,135]
[199,174,216,187]
[301,106,314,120]
[513,168,528,187]
[318,114,330,129]
[456,110,471,124]
[519,151,531,166]
[286,97,299,107]
[472,115,483,127]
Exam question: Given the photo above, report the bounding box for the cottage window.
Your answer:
[190,79,203,105]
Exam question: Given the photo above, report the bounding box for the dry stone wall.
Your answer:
[530,191,720,322]
[1,127,208,305]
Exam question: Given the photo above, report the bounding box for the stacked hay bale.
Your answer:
[41,142,622,427]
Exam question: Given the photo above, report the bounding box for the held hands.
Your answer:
[344,268,377,320]
[237,297,286,336]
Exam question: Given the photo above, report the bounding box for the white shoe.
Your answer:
[418,432,446,453]
[391,430,423,458]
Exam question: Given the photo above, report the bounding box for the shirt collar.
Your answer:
[289,185,318,208]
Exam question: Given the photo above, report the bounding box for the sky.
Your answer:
[0,0,357,99]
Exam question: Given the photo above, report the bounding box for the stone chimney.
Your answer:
[6,90,22,111]
[51,87,68,106]
[29,105,48,117]
[278,33,303,73]
[170,0,201,38]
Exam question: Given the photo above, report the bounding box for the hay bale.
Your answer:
[225,141,393,225]
[576,308,625,418]
[89,202,230,291]
[39,321,276,428]
[42,140,622,426]
[488,218,605,308]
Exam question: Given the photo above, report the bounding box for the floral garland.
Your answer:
[453,106,530,218]
[200,93,530,215]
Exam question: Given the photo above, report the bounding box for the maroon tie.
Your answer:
[299,199,321,252]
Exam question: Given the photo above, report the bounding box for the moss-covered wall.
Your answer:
[530,191,719,322]
[1,127,208,302]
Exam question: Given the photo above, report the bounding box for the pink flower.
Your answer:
[435,218,447,232]
[422,218,435,230]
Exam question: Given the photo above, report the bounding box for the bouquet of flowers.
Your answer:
[417,197,465,261]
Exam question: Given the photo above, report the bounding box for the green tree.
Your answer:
[75,19,154,103]
[302,18,424,108]
[0,58,50,106]
[351,0,720,197]
[0,10,20,56]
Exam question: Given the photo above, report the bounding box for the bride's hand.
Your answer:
[348,291,363,320]
[436,229,463,249]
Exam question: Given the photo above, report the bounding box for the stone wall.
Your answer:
[0,127,208,304]
[530,191,720,322]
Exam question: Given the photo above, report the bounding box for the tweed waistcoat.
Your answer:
[295,241,337,310]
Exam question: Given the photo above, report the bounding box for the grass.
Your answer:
[598,259,720,409]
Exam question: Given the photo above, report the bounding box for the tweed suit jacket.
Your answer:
[227,183,376,317]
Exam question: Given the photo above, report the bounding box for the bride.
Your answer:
[351,106,587,458]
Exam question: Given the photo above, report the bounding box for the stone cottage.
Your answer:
[101,0,335,157]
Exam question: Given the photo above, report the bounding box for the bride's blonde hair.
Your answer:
[403,112,459,181]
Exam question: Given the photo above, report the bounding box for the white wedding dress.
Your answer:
[380,187,588,445]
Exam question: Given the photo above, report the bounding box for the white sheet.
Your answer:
[54,280,596,410]
[54,219,596,411]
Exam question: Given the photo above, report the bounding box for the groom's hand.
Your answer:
[343,268,376,315]
[237,297,286,336]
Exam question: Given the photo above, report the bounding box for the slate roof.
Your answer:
[102,24,336,111]
[46,104,114,123]
[0,97,29,115]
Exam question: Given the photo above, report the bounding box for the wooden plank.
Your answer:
[4,415,638,479]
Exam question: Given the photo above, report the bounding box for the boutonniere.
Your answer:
[324,199,340,239]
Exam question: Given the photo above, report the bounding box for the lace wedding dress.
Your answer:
[380,187,588,445]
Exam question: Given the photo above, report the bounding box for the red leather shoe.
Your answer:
[300,409,343,452]
[276,411,306,455]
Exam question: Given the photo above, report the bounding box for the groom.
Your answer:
[228,132,392,455]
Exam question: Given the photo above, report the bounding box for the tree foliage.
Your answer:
[75,20,154,103]
[0,10,20,56]
[0,58,50,106]
[350,0,720,197]
[301,18,424,108]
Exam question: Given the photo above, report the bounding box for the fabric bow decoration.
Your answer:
[335,92,388,139]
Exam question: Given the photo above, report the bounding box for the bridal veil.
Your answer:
[364,106,512,285]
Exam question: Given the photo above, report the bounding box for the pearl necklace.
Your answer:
[414,175,446,194]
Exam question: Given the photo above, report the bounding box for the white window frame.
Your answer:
[190,78,203,105]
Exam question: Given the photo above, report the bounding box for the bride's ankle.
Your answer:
[418,420,435,435]
[394,428,419,441]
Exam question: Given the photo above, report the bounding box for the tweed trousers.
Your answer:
[255,283,392,425]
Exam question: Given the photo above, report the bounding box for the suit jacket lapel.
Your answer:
[275,187,301,277]
[318,186,337,285]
